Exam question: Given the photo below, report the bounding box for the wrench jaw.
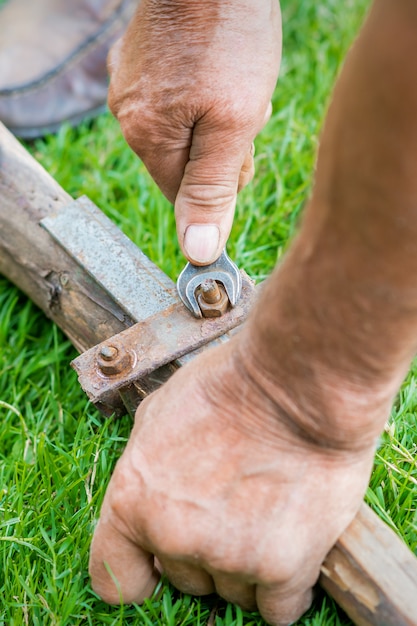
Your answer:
[177,249,243,318]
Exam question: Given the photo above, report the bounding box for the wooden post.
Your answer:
[0,123,132,352]
[320,504,417,625]
[1,122,416,625]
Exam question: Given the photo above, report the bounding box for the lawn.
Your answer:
[1,0,417,624]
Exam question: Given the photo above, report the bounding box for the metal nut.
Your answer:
[97,343,132,376]
[197,279,229,318]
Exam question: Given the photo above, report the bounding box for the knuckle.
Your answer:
[115,106,163,164]
[241,152,255,175]
[205,93,268,141]
[210,97,255,131]
[107,83,120,117]
[253,550,304,587]
[238,168,255,193]
[259,588,313,626]
[118,107,151,148]
[105,464,137,521]
[180,180,237,210]
[106,36,122,76]
[150,532,186,559]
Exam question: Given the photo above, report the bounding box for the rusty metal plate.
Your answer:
[41,196,177,322]
[71,274,256,407]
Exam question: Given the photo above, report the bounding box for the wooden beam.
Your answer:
[320,503,417,625]
[0,123,133,352]
[1,121,416,625]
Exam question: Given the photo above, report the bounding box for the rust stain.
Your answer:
[72,274,257,414]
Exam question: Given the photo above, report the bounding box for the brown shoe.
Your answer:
[0,0,137,138]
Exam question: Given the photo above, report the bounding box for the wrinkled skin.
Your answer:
[90,0,417,624]
[107,0,281,264]
[89,337,376,625]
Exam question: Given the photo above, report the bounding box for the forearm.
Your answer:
[242,0,417,448]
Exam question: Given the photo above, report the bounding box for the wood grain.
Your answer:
[1,121,417,625]
[0,123,132,352]
[320,503,417,625]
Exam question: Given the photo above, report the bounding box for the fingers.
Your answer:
[237,101,272,193]
[256,582,314,626]
[213,574,257,611]
[155,562,313,625]
[263,101,273,127]
[89,516,159,605]
[238,143,255,193]
[89,503,315,623]
[109,103,192,205]
[110,95,273,265]
[157,557,215,596]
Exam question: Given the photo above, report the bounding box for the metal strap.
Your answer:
[41,196,177,323]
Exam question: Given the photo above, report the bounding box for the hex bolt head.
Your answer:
[197,281,229,318]
[97,343,132,376]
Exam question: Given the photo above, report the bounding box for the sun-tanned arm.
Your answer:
[89,1,417,624]
[244,0,417,453]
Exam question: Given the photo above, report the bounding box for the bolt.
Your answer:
[100,345,118,361]
[200,279,221,304]
[197,281,229,318]
[97,343,132,376]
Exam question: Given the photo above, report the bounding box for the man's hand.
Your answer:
[90,2,417,624]
[89,335,376,625]
[107,0,281,264]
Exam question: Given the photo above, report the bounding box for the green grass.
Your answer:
[1,0,416,624]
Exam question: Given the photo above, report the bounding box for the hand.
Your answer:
[107,0,281,264]
[89,335,376,625]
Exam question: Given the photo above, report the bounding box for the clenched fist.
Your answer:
[89,334,376,625]
[107,0,281,264]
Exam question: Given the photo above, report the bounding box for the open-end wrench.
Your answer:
[176,249,242,318]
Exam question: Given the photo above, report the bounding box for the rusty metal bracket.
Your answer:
[71,274,256,413]
[41,195,178,323]
[40,194,257,416]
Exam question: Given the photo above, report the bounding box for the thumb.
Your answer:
[89,515,159,604]
[88,451,160,604]
[175,120,254,266]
